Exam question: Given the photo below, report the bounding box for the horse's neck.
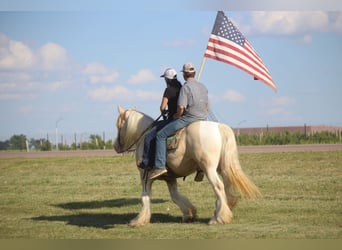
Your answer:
[127,110,154,143]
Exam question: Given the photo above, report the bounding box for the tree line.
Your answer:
[1,130,341,151]
[0,134,114,151]
[236,130,342,145]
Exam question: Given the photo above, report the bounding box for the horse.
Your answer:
[114,105,261,226]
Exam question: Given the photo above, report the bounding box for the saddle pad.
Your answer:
[166,128,185,150]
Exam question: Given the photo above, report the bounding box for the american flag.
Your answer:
[204,11,277,91]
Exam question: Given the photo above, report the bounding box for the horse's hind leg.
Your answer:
[206,168,233,224]
[166,178,197,223]
[129,170,152,227]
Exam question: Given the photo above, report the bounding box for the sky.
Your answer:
[0,0,342,143]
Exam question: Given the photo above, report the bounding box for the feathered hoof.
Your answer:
[128,218,150,227]
[208,215,233,225]
[208,218,219,225]
[182,215,197,223]
[182,207,197,223]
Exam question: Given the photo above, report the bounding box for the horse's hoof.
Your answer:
[129,219,149,227]
[183,215,196,223]
[208,218,218,225]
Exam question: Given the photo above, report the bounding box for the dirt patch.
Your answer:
[1,144,341,158]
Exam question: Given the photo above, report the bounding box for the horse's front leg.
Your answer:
[166,178,197,223]
[129,169,152,227]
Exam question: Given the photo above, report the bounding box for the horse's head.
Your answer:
[114,105,154,153]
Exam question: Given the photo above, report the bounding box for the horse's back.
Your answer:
[185,120,234,160]
[186,120,234,140]
[167,120,236,176]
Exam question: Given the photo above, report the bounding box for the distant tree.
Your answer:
[9,134,27,150]
[105,139,114,149]
[39,139,52,151]
[0,140,10,150]
[89,134,104,149]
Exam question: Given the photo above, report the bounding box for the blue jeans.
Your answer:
[141,119,169,167]
[154,116,197,169]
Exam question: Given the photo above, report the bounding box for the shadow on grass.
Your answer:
[31,198,210,229]
[31,212,196,229]
[54,198,166,210]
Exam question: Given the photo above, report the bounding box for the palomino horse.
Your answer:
[114,106,260,226]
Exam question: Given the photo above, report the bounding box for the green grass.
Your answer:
[0,151,341,239]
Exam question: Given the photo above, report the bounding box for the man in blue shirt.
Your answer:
[149,62,209,179]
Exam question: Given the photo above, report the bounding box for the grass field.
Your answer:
[0,151,341,239]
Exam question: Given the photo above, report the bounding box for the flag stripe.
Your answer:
[204,35,275,89]
[205,35,271,81]
[244,40,271,75]
[205,50,275,90]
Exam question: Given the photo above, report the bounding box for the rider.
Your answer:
[139,68,182,169]
[149,62,209,179]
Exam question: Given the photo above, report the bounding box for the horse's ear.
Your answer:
[132,106,137,111]
[118,105,125,115]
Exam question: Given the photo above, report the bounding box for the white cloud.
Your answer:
[88,85,160,102]
[194,0,342,11]
[0,33,71,71]
[83,62,108,75]
[257,96,301,123]
[0,34,78,100]
[136,90,160,100]
[19,105,33,114]
[0,92,36,101]
[271,96,295,106]
[0,35,35,69]
[250,11,330,35]
[331,11,342,33]
[259,96,295,107]
[265,107,287,116]
[0,93,21,100]
[38,42,69,70]
[127,69,157,85]
[299,34,313,44]
[83,62,119,84]
[89,72,119,84]
[47,80,72,91]
[88,86,133,101]
[222,90,245,102]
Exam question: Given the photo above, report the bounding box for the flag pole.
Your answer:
[196,56,207,81]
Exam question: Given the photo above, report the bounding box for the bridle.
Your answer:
[116,111,164,153]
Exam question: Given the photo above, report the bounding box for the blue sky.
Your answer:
[0,1,342,142]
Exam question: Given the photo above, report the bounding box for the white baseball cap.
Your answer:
[181,62,196,73]
[160,68,177,80]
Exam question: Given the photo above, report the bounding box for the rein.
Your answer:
[119,112,164,153]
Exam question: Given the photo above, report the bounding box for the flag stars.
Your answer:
[215,18,244,46]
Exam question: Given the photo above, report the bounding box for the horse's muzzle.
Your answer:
[114,139,124,153]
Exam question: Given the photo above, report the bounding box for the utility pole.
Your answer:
[55,118,63,151]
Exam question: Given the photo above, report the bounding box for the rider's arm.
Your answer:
[175,105,184,119]
[160,97,168,113]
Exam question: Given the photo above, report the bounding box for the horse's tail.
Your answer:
[218,124,261,202]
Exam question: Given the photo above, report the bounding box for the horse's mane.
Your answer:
[124,109,154,146]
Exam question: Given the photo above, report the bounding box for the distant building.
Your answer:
[234,125,342,136]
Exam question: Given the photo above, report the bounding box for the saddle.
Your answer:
[166,127,185,150]
[166,128,204,182]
